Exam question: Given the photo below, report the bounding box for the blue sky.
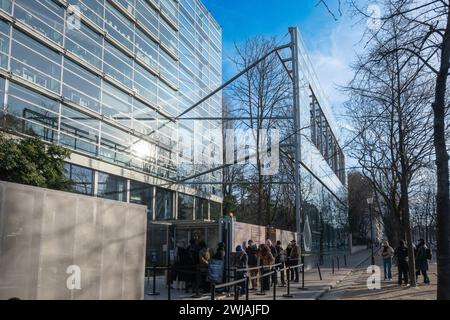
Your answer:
[202,0,366,127]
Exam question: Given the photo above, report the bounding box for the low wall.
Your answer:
[0,181,147,300]
[232,221,296,250]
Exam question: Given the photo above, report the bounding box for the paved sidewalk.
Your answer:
[144,249,372,300]
[320,254,437,300]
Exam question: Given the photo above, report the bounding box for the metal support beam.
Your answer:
[175,43,292,120]
[289,27,304,252]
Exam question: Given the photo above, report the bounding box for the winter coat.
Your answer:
[415,245,430,271]
[290,244,300,260]
[394,246,409,264]
[379,245,394,260]
[275,245,286,264]
[246,245,258,266]
[260,251,274,266]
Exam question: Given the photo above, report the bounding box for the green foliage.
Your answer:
[0,133,71,190]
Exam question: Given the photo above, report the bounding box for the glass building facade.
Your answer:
[0,0,223,221]
[295,31,348,260]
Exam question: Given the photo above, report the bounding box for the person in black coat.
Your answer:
[415,239,431,284]
[275,241,286,285]
[234,245,248,294]
[246,240,258,289]
[394,240,409,285]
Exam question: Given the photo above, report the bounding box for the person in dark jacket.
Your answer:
[185,239,199,292]
[275,240,286,286]
[235,245,248,294]
[258,244,274,291]
[415,239,431,284]
[289,240,300,282]
[394,240,409,286]
[213,242,226,260]
[246,240,258,290]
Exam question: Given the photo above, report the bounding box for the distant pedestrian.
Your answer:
[415,239,431,284]
[378,240,394,280]
[246,240,258,290]
[394,240,409,286]
[289,239,300,282]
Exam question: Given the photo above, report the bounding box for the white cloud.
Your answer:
[308,16,365,114]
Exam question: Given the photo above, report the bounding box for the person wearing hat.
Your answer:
[378,240,394,280]
[289,239,300,282]
[214,242,226,260]
[235,245,248,294]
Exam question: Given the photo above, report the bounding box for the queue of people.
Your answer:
[170,238,301,294]
[378,238,433,286]
[172,239,227,293]
[237,238,301,291]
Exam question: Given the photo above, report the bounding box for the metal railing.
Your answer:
[144,253,349,300]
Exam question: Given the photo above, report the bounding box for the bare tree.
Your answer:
[346,8,435,286]
[226,36,292,226]
[345,0,450,299]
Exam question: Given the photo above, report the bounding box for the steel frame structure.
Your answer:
[166,27,306,249]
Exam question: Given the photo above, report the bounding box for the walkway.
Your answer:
[144,249,372,300]
[320,254,437,300]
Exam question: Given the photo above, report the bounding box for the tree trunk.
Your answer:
[433,8,450,300]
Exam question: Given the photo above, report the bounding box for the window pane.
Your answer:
[195,197,208,220]
[105,2,134,51]
[130,180,153,215]
[11,30,61,93]
[65,21,103,69]
[103,42,133,88]
[155,187,173,220]
[14,0,64,44]
[97,172,127,202]
[64,163,94,195]
[178,193,193,220]
[60,105,100,156]
[63,60,101,113]
[210,202,221,221]
[6,83,59,142]
[0,19,9,69]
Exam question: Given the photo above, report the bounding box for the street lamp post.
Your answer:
[367,197,375,266]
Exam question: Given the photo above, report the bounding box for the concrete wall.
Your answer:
[0,181,147,300]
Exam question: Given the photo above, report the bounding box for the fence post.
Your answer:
[147,265,161,296]
[317,263,322,280]
[211,284,216,301]
[245,275,249,301]
[302,264,305,289]
[282,265,293,298]
[344,254,347,267]
[272,270,276,300]
[337,256,340,270]
[193,264,201,298]
[167,265,171,301]
[332,257,335,274]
